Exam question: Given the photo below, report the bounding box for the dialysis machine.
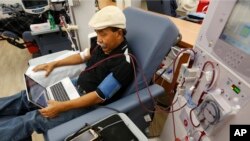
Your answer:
[160,0,250,140]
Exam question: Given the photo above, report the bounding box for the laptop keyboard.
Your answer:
[50,82,70,101]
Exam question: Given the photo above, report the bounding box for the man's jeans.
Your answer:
[0,79,93,141]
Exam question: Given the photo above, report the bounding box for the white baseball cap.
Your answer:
[89,6,126,30]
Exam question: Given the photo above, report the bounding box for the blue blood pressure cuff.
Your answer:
[96,73,121,100]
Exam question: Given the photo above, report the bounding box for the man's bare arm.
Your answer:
[39,91,103,118]
[33,48,91,76]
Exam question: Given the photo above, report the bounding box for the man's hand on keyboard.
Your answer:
[39,100,65,118]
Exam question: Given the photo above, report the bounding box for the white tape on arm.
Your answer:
[80,48,91,61]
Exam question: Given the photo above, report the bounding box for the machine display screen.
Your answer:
[22,0,48,9]
[219,0,250,55]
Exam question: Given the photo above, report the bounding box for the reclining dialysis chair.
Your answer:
[43,7,179,141]
[0,7,179,140]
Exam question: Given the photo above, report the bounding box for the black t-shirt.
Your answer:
[77,39,134,104]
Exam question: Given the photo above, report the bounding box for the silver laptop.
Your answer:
[24,74,80,108]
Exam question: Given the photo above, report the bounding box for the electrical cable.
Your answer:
[156,96,187,114]
[129,51,190,114]
[154,68,167,82]
[98,106,121,113]
[97,120,123,132]
[198,131,206,141]
[59,15,76,51]
[155,95,179,112]
[168,103,187,113]
[130,53,156,113]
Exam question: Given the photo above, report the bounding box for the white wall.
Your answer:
[117,0,147,9]
[69,1,96,50]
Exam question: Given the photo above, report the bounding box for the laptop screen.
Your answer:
[24,74,48,108]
